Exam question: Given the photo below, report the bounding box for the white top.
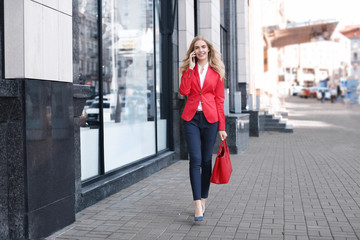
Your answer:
[197,62,209,111]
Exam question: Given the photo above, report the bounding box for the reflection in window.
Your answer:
[102,0,156,172]
[79,0,99,180]
[155,0,166,151]
[78,0,169,179]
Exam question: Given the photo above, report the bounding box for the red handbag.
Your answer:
[210,140,232,184]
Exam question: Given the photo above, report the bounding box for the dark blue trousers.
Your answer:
[183,112,218,200]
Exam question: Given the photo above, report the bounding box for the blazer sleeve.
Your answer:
[179,68,195,96]
[215,77,225,131]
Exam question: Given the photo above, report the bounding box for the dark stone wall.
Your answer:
[72,84,91,212]
[72,0,80,84]
[0,80,26,240]
[213,113,250,155]
[243,110,262,137]
[25,80,75,239]
[72,0,82,211]
[0,0,3,80]
[173,95,188,160]
[237,82,248,110]
[0,79,76,239]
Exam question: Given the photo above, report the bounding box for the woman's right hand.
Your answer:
[189,51,196,70]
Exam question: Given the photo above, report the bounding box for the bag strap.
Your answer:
[217,140,225,156]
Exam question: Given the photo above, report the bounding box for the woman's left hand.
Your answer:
[218,131,227,141]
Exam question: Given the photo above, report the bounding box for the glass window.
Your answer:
[155,0,166,151]
[102,0,156,172]
[79,0,99,181]
[78,0,170,180]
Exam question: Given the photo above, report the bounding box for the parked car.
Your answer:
[298,88,311,98]
[290,84,302,96]
[309,87,318,98]
[316,88,331,100]
[85,100,113,125]
[84,99,94,110]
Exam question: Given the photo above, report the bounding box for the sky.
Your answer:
[284,0,360,28]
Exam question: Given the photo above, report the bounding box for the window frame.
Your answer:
[81,0,174,186]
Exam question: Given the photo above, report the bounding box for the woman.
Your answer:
[179,36,227,221]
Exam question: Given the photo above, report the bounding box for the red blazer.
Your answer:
[179,65,225,130]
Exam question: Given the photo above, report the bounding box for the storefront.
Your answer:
[0,0,179,238]
[77,0,175,185]
[1,0,250,238]
[75,0,180,212]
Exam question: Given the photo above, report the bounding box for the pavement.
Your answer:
[48,97,360,240]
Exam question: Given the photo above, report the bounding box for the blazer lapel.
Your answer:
[202,65,210,89]
[202,66,215,89]
[193,65,201,90]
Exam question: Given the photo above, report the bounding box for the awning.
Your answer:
[264,21,338,48]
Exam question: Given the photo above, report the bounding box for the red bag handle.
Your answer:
[217,140,227,158]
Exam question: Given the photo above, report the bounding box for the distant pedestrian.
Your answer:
[331,88,336,103]
[321,89,325,103]
[179,35,227,221]
[337,85,342,102]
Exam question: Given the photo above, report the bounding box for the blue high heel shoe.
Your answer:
[202,203,206,217]
[194,205,204,221]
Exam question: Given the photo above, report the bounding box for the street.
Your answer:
[49,97,360,240]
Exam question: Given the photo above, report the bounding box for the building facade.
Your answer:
[0,0,253,239]
[340,25,360,79]
[282,32,350,88]
[1,0,179,238]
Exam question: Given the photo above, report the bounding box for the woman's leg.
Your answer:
[184,117,205,219]
[200,120,219,200]
[183,117,202,202]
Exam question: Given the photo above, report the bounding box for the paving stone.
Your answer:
[47,98,360,240]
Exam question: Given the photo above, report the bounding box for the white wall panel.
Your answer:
[43,7,59,80]
[4,0,25,78]
[59,0,72,16]
[199,2,211,28]
[42,0,58,9]
[24,0,44,79]
[58,14,73,82]
[198,0,220,51]
[4,0,73,82]
[178,0,187,31]
[178,0,195,71]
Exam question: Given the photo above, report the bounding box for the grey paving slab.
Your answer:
[48,97,360,240]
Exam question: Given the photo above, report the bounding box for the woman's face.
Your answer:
[193,40,209,62]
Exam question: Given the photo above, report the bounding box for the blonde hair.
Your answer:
[180,35,225,80]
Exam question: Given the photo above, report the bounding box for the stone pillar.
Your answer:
[73,85,91,212]
[1,0,75,239]
[0,80,26,240]
[225,0,240,114]
[198,0,221,50]
[178,0,195,160]
[178,0,195,63]
[213,113,250,154]
[237,0,250,109]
